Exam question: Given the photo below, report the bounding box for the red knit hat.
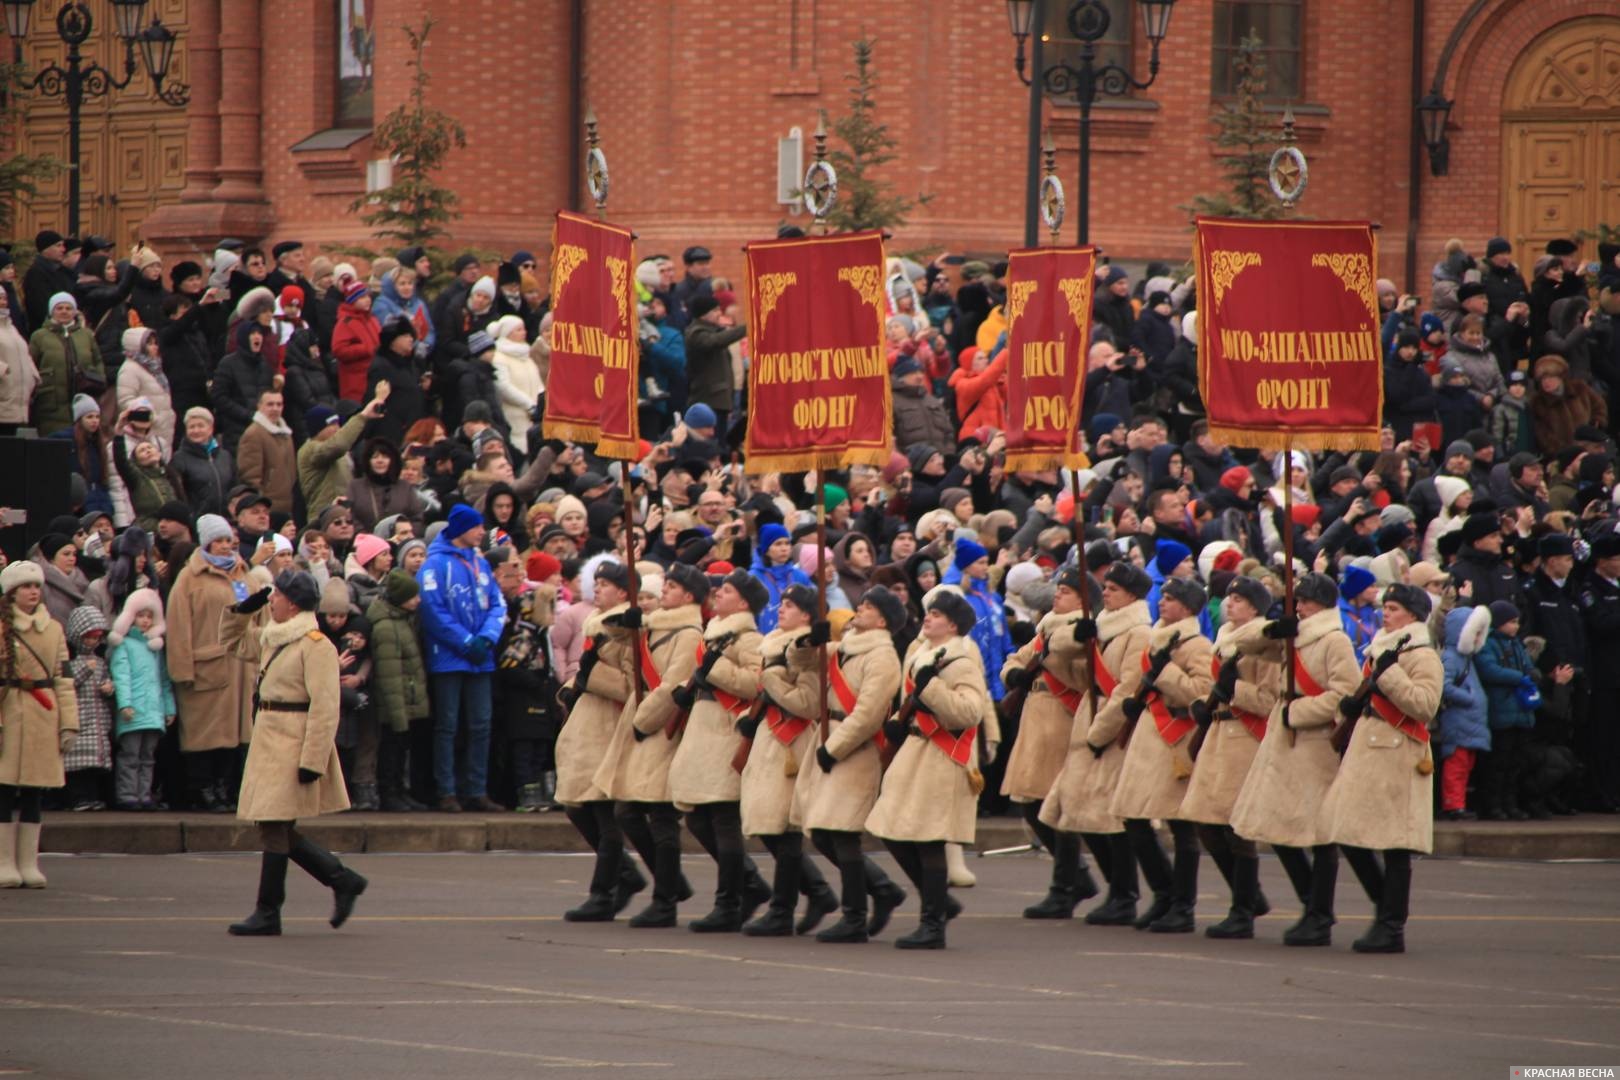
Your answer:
[1219,465,1253,493]
[279,285,305,309]
[526,551,561,583]
[1213,546,1242,573]
[1289,504,1322,527]
[343,281,368,305]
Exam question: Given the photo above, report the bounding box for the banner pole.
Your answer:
[816,471,830,744]
[1282,437,1297,746]
[1071,469,1097,723]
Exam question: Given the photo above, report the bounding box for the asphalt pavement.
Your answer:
[1,850,1617,1079]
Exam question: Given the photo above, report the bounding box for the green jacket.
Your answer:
[29,319,103,434]
[297,411,367,520]
[365,595,430,733]
[683,320,747,413]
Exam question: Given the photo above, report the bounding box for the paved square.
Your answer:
[1,851,1616,1078]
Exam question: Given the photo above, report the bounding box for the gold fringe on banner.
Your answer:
[1206,423,1382,454]
[595,436,641,461]
[541,419,605,445]
[1003,450,1091,474]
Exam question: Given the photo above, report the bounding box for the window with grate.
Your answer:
[1212,0,1304,100]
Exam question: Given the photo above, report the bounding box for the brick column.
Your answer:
[210,0,265,203]
[176,0,220,201]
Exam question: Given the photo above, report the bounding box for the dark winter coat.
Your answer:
[158,300,215,419]
[1092,291,1135,349]
[1524,569,1588,672]
[683,320,747,415]
[280,328,337,442]
[1449,546,1525,613]
[210,321,275,451]
[363,346,427,447]
[1382,354,1439,442]
[365,595,430,734]
[1476,630,1538,730]
[1129,308,1176,365]
[891,378,957,454]
[169,437,237,517]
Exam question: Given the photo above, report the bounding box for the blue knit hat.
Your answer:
[1154,539,1191,577]
[444,503,483,541]
[954,538,988,570]
[757,523,789,549]
[684,402,717,430]
[1339,564,1377,601]
[1088,412,1122,444]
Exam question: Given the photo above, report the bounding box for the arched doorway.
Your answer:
[1501,16,1620,253]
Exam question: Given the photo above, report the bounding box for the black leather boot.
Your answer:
[228,852,288,936]
[744,837,798,937]
[567,837,622,922]
[288,834,368,929]
[1283,845,1338,947]
[794,848,839,935]
[1024,832,1083,919]
[628,843,682,927]
[1353,850,1409,954]
[816,851,871,943]
[564,892,616,922]
[895,844,948,950]
[613,855,648,914]
[690,849,744,932]
[1205,854,1259,939]
[1149,831,1199,933]
[865,860,907,937]
[1084,833,1139,925]
[738,857,773,926]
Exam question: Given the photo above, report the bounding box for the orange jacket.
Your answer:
[947,345,1007,441]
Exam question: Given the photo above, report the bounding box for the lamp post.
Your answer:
[5,0,190,238]
[1008,0,1175,245]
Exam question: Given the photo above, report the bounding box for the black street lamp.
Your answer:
[1010,0,1175,245]
[5,0,190,238]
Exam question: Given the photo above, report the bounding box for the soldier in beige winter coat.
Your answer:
[220,570,367,937]
[1181,576,1280,939]
[1003,567,1103,920]
[593,562,706,928]
[0,560,78,889]
[1318,584,1442,954]
[734,584,839,937]
[790,585,908,944]
[1041,560,1153,926]
[557,561,648,923]
[1097,578,1214,934]
[165,514,256,810]
[1229,572,1361,947]
[667,571,773,932]
[865,590,991,950]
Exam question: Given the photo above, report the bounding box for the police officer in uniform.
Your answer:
[865,590,991,949]
[592,563,707,927]
[1579,532,1620,812]
[223,570,368,936]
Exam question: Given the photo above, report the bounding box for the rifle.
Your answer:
[1330,633,1410,756]
[996,638,1051,727]
[665,631,740,737]
[1188,652,1242,761]
[882,646,949,768]
[1117,630,1182,748]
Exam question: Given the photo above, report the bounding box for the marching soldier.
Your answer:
[221,570,368,936]
[1040,561,1154,925]
[667,570,772,932]
[1180,575,1281,939]
[790,586,908,944]
[1001,567,1102,918]
[1095,576,1214,933]
[1229,572,1360,946]
[865,590,992,950]
[1318,584,1443,954]
[592,563,707,928]
[556,561,647,922]
[737,584,840,936]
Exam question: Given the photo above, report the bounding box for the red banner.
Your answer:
[1194,218,1383,451]
[742,231,892,473]
[1003,246,1095,472]
[541,210,639,459]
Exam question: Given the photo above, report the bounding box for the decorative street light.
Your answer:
[5,0,190,238]
[1009,0,1175,245]
[1416,91,1453,177]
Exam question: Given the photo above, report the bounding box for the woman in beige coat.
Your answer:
[1042,560,1153,925]
[667,572,770,932]
[165,514,256,811]
[736,585,839,937]
[557,562,646,923]
[1098,579,1213,934]
[1003,567,1102,919]
[221,570,367,937]
[0,561,79,888]
[593,563,705,928]
[1180,576,1280,939]
[790,586,907,944]
[1318,584,1442,954]
[865,590,990,950]
[1229,572,1361,946]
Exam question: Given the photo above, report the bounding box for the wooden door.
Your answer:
[1503,122,1590,253]
[1599,123,1620,233]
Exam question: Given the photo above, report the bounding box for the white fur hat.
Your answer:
[109,587,166,650]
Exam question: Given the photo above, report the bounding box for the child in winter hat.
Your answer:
[107,589,175,809]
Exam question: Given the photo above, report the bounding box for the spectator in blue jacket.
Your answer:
[954,539,1011,702]
[750,522,810,635]
[1437,606,1490,820]
[417,502,507,812]
[1338,564,1382,665]
[1475,601,1540,821]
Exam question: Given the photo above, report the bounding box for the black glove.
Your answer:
[1190,699,1214,728]
[1071,617,1097,642]
[815,745,836,773]
[1087,742,1107,759]
[696,646,724,683]
[1338,693,1368,720]
[574,648,600,688]
[633,727,651,742]
[912,665,938,696]
[1372,648,1401,679]
[1146,647,1175,681]
[669,684,695,712]
[1211,658,1241,703]
[1120,697,1146,724]
[1263,615,1299,640]
[298,767,321,784]
[607,607,643,631]
[232,587,272,614]
[882,714,909,747]
[806,620,832,647]
[464,636,493,665]
[736,712,762,739]
[1003,666,1033,693]
[558,685,579,713]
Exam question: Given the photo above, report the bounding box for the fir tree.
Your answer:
[822,37,925,233]
[0,60,66,238]
[1185,31,1286,220]
[350,18,466,249]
